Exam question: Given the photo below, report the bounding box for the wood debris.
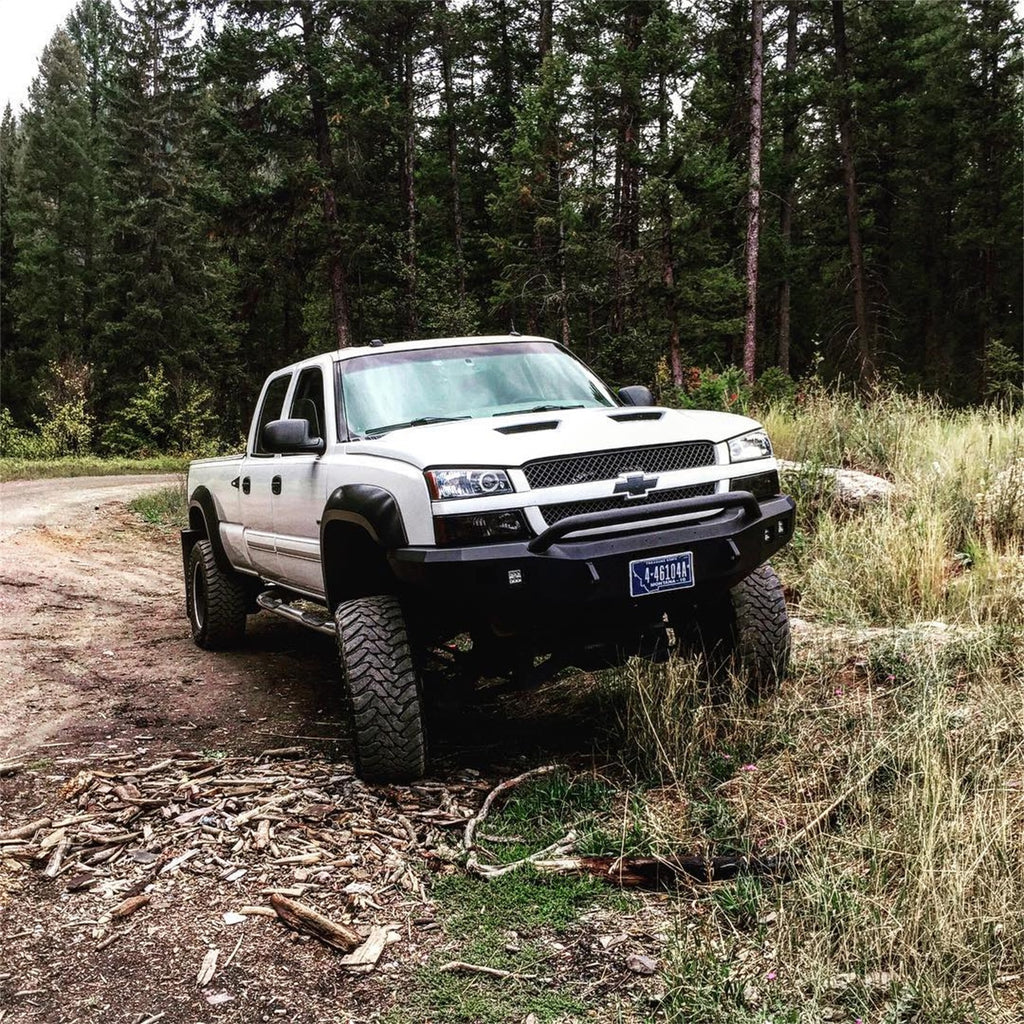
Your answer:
[269,893,361,951]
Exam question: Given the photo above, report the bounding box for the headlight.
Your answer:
[426,468,514,500]
[727,430,773,463]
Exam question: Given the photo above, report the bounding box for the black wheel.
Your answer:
[334,594,427,782]
[186,539,248,649]
[680,563,790,700]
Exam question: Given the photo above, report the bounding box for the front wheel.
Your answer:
[334,595,427,782]
[679,563,790,700]
[186,539,248,649]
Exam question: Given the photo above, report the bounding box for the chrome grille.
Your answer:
[523,442,715,490]
[539,482,717,526]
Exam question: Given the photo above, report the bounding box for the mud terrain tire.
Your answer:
[683,563,790,699]
[186,539,248,649]
[730,563,790,697]
[335,595,427,782]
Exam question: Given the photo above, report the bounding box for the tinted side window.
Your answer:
[253,374,292,454]
[289,367,326,441]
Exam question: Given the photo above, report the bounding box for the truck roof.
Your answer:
[267,335,559,378]
[331,334,554,362]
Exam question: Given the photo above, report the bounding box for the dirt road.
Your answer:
[0,476,639,1024]
[0,474,342,761]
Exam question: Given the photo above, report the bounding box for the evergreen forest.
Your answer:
[1,0,1021,455]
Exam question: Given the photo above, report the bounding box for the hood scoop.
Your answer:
[608,410,664,422]
[495,419,560,435]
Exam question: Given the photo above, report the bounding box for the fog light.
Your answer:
[730,470,780,500]
[434,510,529,546]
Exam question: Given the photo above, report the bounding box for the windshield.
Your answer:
[339,342,616,438]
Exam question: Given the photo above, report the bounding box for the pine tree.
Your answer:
[8,30,96,409]
[96,0,235,423]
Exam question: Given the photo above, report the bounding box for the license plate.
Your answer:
[629,551,694,597]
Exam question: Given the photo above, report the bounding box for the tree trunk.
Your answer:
[612,5,646,336]
[776,1,798,376]
[658,68,681,386]
[437,1,465,300]
[401,34,418,337]
[299,1,351,349]
[742,0,764,384]
[831,0,874,387]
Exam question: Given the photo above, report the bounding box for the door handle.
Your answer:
[242,476,251,494]
[272,476,282,495]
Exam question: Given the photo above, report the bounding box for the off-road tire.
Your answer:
[683,563,790,700]
[335,595,427,783]
[186,539,248,649]
[730,563,790,698]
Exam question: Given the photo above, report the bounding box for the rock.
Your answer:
[778,460,895,508]
[626,953,658,975]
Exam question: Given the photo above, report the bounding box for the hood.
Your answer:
[347,406,762,469]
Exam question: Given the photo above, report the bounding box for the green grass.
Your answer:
[0,454,188,481]
[386,871,611,1024]
[128,483,187,528]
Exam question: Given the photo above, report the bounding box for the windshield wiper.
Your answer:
[365,415,470,437]
[493,403,585,417]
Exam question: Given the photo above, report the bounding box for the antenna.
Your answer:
[509,320,521,337]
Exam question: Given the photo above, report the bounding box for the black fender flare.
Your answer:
[319,485,408,606]
[183,485,233,574]
[320,484,408,549]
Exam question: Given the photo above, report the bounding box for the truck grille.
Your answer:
[523,442,715,490]
[539,482,717,527]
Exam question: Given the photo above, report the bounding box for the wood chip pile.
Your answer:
[0,748,488,976]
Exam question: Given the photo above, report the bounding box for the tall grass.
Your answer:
[763,391,1024,626]
[614,393,1024,1022]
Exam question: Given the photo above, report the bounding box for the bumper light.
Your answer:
[729,470,780,500]
[434,510,530,546]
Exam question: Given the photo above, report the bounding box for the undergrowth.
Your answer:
[0,455,188,481]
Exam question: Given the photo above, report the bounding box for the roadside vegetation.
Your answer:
[381,389,1022,1023]
[0,454,187,482]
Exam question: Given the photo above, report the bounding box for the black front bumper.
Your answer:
[389,492,795,626]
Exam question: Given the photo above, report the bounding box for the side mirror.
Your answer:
[617,385,655,407]
[262,418,325,455]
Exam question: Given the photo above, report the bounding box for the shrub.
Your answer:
[100,365,171,457]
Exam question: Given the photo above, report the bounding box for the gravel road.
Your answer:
[0,474,339,759]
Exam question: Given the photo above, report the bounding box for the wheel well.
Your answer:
[188,504,208,536]
[322,520,394,609]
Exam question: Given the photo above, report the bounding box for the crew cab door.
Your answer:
[271,365,329,597]
[240,371,292,579]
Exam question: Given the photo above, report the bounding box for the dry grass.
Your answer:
[612,395,1024,1022]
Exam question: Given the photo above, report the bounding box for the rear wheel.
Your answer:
[186,539,248,649]
[335,594,427,782]
[679,563,790,699]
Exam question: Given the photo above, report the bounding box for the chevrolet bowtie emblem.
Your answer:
[613,472,659,498]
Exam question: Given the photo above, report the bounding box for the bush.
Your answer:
[100,366,171,457]
[1,359,95,458]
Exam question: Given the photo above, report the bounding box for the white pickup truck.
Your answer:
[182,335,794,781]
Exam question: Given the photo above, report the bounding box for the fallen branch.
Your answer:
[111,894,151,918]
[526,852,798,887]
[438,960,537,980]
[0,817,51,841]
[269,894,361,952]
[785,761,886,849]
[464,764,562,874]
[469,833,577,880]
